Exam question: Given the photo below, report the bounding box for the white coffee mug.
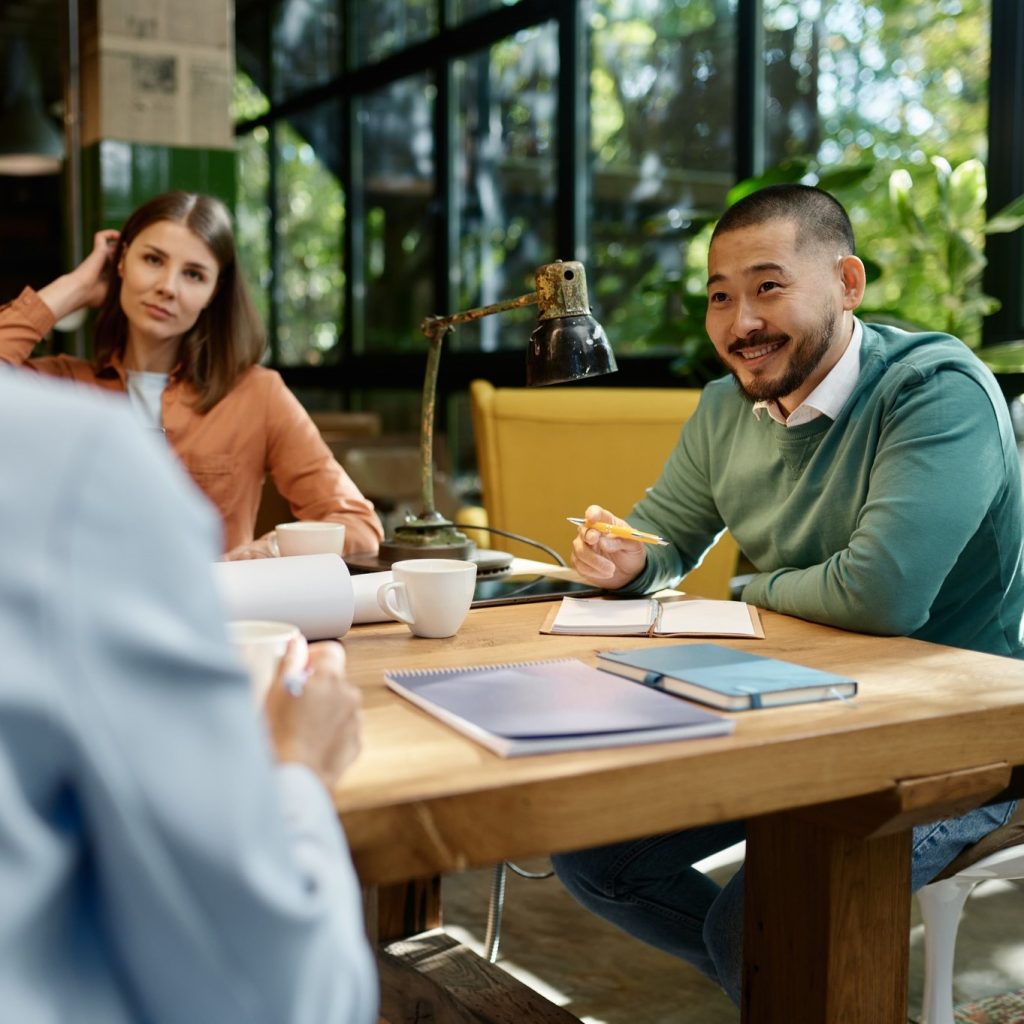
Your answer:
[272,521,346,557]
[227,619,305,701]
[376,559,477,638]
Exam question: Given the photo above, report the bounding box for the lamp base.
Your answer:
[346,548,513,577]
[377,513,475,564]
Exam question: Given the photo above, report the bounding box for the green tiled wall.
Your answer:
[81,141,236,234]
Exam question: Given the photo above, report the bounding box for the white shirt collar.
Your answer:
[752,318,863,427]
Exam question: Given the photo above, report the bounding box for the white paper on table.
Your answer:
[212,554,354,640]
[350,571,396,624]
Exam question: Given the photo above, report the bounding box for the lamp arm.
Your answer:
[420,290,539,334]
[416,290,540,518]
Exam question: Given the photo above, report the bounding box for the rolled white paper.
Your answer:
[350,571,395,624]
[212,554,354,640]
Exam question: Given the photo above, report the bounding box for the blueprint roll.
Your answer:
[348,571,395,624]
[212,553,355,640]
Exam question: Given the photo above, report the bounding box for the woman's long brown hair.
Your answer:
[92,191,266,412]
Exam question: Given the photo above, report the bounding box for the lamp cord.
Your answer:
[451,522,567,567]
[449,521,564,962]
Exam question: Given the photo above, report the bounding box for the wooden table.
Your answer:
[335,600,1024,1024]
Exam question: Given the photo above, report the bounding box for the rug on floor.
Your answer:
[955,989,1024,1023]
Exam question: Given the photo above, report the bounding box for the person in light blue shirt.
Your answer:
[0,370,377,1023]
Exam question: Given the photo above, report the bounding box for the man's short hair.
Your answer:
[711,183,856,255]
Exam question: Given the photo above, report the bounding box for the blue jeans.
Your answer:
[551,800,1017,1006]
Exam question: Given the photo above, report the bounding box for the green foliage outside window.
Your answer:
[232,0,1015,379]
[585,0,1005,384]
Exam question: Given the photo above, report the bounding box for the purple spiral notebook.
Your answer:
[383,657,734,757]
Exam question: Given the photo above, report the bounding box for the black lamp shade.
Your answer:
[526,313,618,387]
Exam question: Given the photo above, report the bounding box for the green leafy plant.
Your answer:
[887,157,1024,349]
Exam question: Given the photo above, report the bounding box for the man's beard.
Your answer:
[726,304,837,405]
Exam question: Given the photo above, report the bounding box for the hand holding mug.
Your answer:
[265,640,363,788]
[227,619,307,702]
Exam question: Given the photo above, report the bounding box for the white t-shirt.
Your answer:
[126,370,169,432]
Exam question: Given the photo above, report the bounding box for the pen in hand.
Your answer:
[566,517,669,546]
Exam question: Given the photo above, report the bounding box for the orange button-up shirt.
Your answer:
[0,288,384,556]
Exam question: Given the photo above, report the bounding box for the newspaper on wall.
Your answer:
[83,0,233,149]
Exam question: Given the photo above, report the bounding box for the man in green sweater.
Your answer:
[553,184,1024,1006]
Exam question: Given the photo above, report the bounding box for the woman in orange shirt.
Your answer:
[0,190,383,559]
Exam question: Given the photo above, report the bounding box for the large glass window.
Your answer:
[274,103,345,365]
[234,73,272,332]
[351,0,438,65]
[452,25,559,352]
[448,0,519,23]
[762,0,993,344]
[589,0,736,369]
[273,0,344,101]
[357,74,436,352]
[234,0,1016,434]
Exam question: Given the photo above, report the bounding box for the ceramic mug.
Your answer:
[227,619,305,701]
[271,521,346,557]
[376,559,477,638]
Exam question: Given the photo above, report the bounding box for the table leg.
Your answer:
[365,876,442,945]
[743,812,911,1023]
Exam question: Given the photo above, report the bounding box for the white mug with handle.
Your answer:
[377,559,477,638]
[270,521,346,557]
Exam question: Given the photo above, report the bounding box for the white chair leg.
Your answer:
[918,877,978,1024]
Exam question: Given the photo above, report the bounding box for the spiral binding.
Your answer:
[385,657,578,679]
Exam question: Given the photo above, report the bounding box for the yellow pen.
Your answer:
[566,517,669,546]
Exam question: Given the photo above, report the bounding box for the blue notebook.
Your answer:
[383,657,734,757]
[596,644,857,711]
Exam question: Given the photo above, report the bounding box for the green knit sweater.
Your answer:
[626,322,1024,658]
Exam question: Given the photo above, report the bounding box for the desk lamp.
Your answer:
[376,260,617,565]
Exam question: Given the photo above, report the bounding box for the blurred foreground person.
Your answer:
[0,371,377,1023]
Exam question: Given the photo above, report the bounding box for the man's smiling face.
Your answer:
[705,217,851,414]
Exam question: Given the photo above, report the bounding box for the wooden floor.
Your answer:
[441,845,1024,1024]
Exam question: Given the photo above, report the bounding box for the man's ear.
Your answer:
[838,254,866,310]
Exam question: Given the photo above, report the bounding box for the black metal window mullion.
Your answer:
[556,0,587,262]
[434,33,457,319]
[735,0,765,182]
[984,0,1024,346]
[341,0,363,369]
[265,3,280,363]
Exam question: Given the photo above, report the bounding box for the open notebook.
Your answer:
[383,657,734,757]
[541,595,763,638]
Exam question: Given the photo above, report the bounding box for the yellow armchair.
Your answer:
[469,379,739,600]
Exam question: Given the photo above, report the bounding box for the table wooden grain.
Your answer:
[335,601,1024,1023]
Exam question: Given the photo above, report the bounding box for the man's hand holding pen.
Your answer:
[570,504,649,589]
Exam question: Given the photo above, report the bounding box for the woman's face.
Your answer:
[118,220,220,349]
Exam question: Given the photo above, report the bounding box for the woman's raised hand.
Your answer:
[38,229,120,321]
